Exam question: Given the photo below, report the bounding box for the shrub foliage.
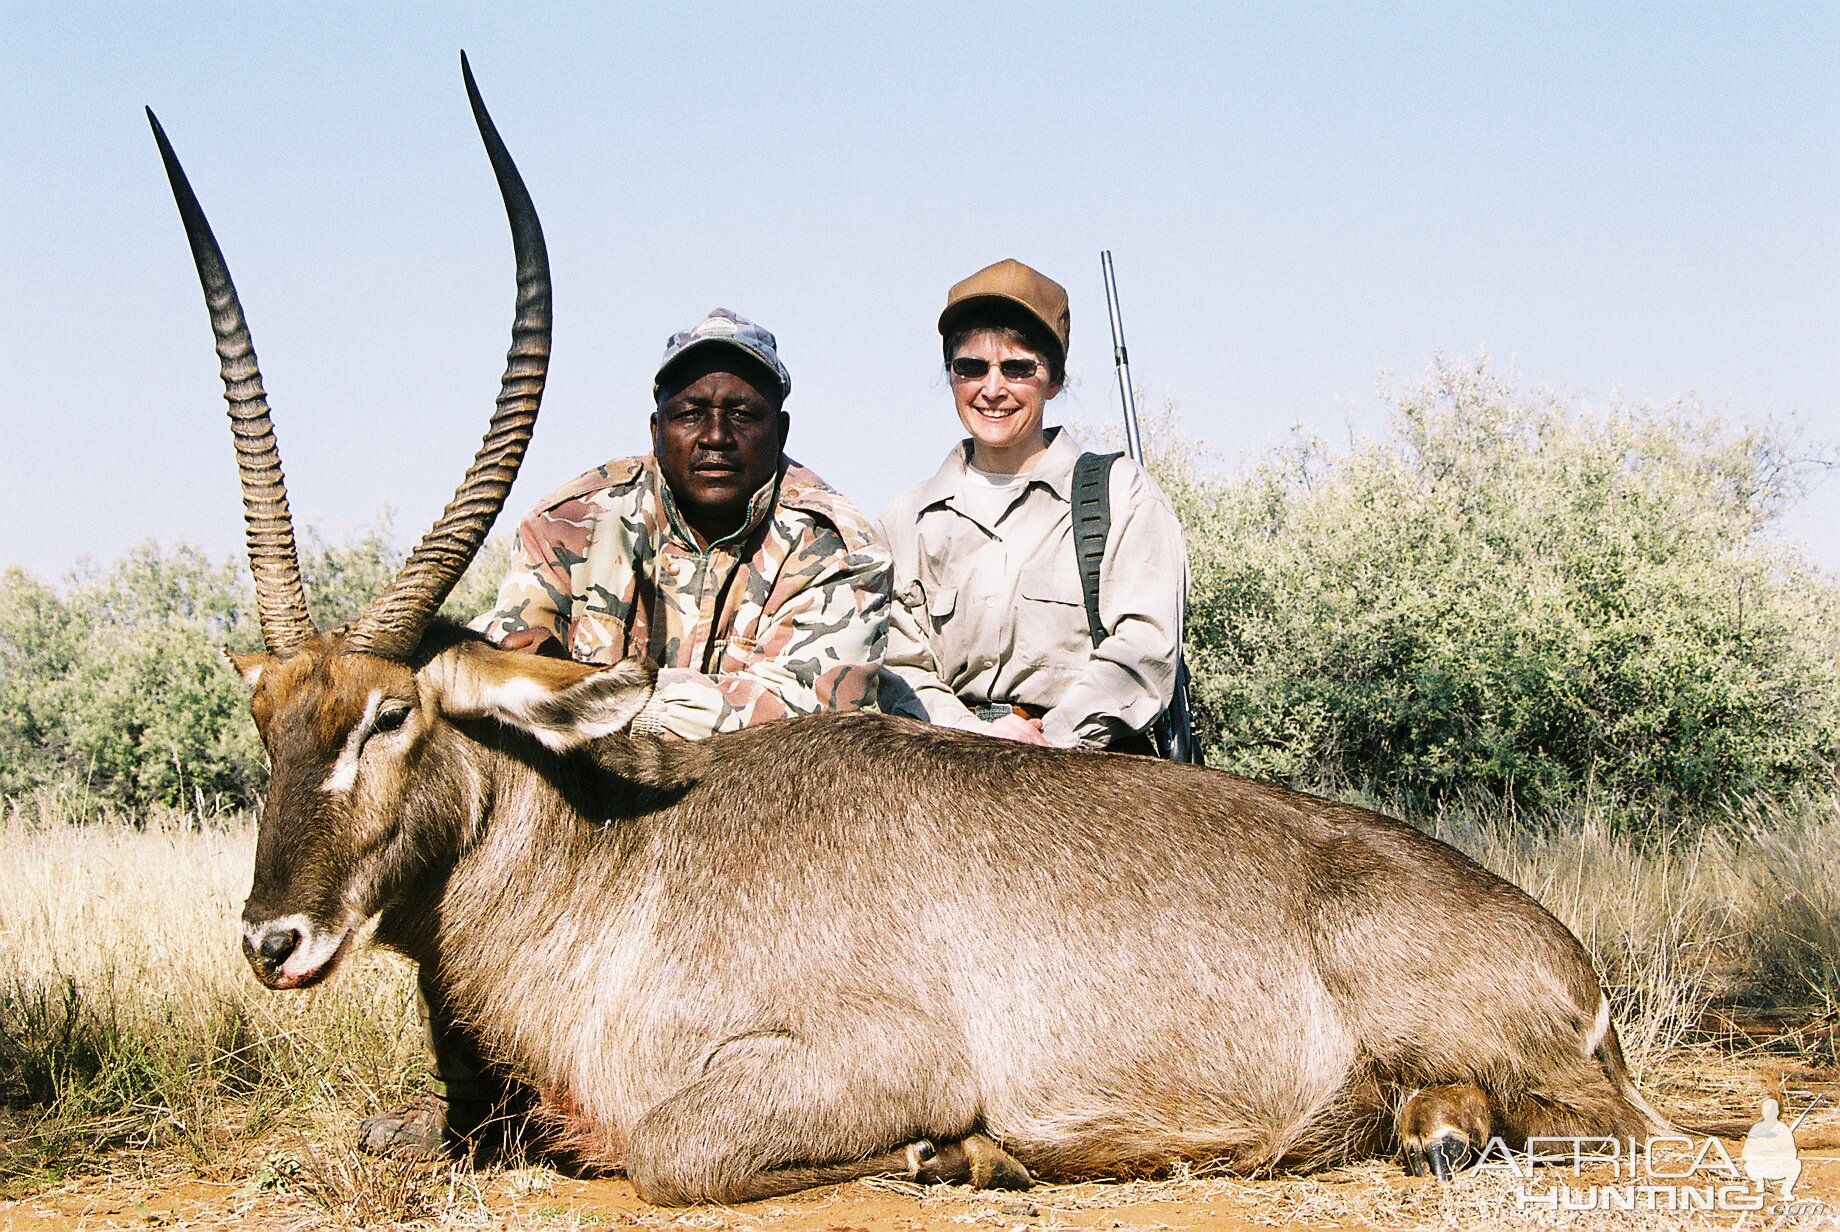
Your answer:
[0,525,511,811]
[3,356,1835,818]
[1171,356,1840,813]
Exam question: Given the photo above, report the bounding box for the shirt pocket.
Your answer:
[1017,562,1091,665]
[924,584,960,635]
[715,633,753,675]
[569,611,624,665]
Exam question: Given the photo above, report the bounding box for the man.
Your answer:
[361,307,890,1158]
[482,306,889,728]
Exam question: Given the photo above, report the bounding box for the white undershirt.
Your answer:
[959,462,1030,530]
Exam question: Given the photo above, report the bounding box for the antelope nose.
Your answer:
[248,925,301,966]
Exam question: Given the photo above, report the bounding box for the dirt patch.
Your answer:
[6,1055,1839,1232]
[7,1156,1840,1232]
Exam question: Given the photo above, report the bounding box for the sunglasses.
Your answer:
[947,356,1049,382]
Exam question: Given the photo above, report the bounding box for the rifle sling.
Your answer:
[1070,451,1123,647]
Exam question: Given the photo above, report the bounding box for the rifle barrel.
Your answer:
[1098,248,1201,764]
[1100,250,1146,464]
[1788,1092,1826,1132]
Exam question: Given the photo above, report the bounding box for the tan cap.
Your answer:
[938,258,1070,360]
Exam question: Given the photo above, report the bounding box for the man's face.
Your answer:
[650,349,789,547]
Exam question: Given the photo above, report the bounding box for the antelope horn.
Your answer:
[344,53,552,660]
[148,108,317,657]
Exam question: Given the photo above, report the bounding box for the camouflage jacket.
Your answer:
[475,455,890,740]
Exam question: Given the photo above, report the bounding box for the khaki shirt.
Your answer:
[877,427,1186,750]
[476,454,890,740]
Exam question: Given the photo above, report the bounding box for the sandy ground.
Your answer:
[5,1151,1839,1232]
[5,1055,1838,1232]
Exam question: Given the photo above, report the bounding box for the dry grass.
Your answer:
[1428,794,1840,1077]
[0,785,423,1194]
[2,787,1836,1228]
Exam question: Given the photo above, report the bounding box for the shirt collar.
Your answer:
[913,425,1083,514]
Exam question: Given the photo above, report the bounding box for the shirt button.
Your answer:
[984,597,996,608]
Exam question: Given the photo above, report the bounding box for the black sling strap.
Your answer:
[1070,449,1204,764]
[1071,451,1123,647]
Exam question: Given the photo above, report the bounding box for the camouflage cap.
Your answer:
[654,308,792,402]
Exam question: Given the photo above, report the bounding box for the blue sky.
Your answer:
[3,2,1835,574]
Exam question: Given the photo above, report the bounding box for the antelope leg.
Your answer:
[915,1132,1034,1191]
[623,1031,979,1206]
[1396,1083,1492,1181]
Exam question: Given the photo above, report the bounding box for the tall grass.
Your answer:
[0,788,422,1193]
[1422,792,1840,1071]
[3,787,1834,1196]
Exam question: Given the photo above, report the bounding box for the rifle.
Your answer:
[1100,251,1204,764]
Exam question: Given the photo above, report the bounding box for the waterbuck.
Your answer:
[152,57,1672,1207]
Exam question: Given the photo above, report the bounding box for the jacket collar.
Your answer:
[652,457,783,554]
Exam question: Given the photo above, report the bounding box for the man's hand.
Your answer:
[498,628,569,659]
[986,713,1050,746]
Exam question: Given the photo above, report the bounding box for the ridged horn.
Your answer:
[344,53,551,660]
[148,108,317,657]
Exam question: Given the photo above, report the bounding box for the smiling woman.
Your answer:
[876,260,1191,755]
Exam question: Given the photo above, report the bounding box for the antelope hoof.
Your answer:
[964,1134,1033,1191]
[914,1139,969,1185]
[904,1139,937,1175]
[913,1133,1033,1191]
[1396,1083,1489,1181]
[1422,1133,1470,1180]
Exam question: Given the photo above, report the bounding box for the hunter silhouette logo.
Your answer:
[1475,1090,1826,1215]
[1740,1096,1802,1199]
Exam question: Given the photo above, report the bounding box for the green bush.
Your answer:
[0,571,84,799]
[1168,355,1840,815]
[0,523,513,812]
[0,546,262,810]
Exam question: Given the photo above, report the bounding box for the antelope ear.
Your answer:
[525,660,660,749]
[430,642,658,751]
[225,647,274,690]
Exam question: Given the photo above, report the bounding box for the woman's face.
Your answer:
[948,328,1061,472]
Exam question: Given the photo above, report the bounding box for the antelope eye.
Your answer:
[373,706,410,735]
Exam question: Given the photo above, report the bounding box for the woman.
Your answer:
[879,259,1188,753]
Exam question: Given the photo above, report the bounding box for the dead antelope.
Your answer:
[152,57,1672,1207]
